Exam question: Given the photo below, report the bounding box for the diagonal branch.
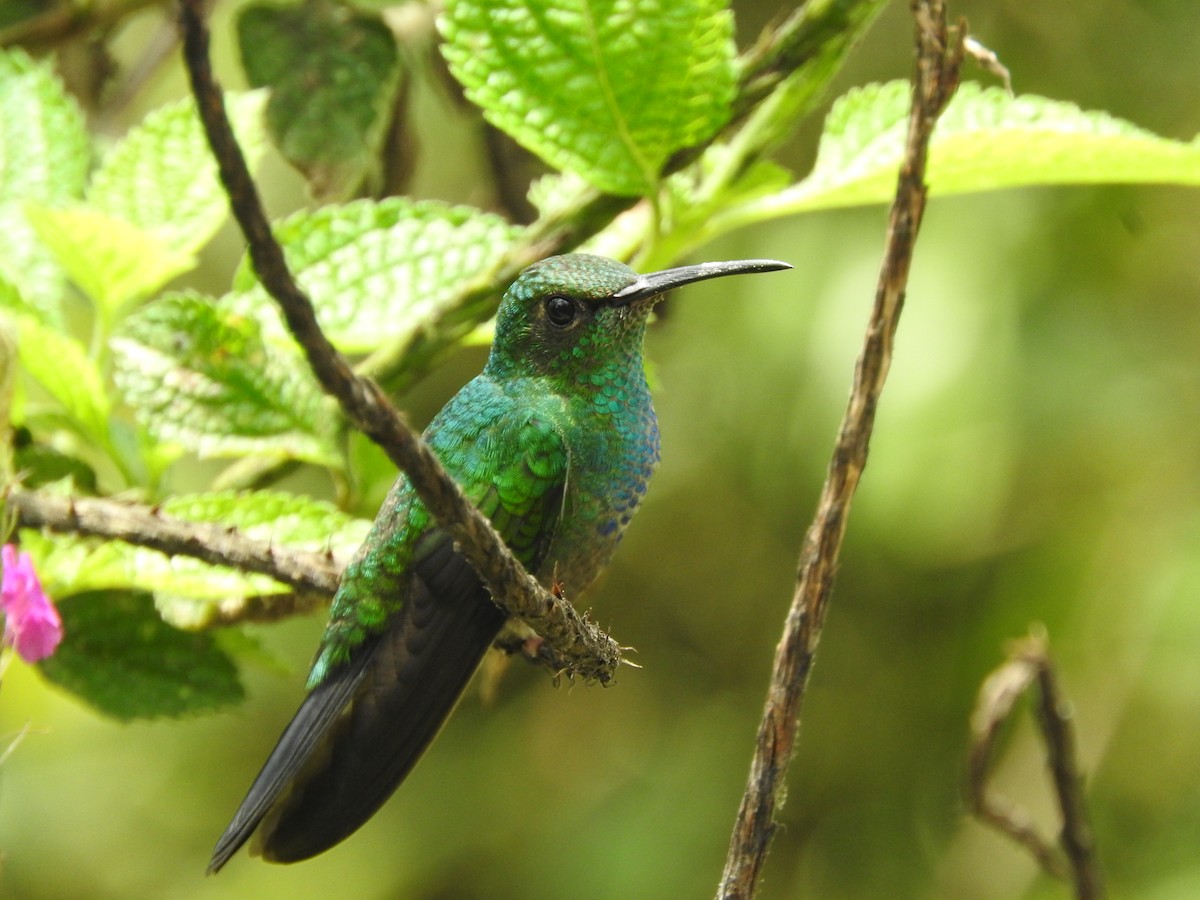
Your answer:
[175,0,619,685]
[716,2,965,897]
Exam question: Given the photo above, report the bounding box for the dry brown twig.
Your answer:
[967,631,1105,900]
[716,2,966,897]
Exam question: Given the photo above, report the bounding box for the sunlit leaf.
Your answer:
[441,0,736,195]
[0,48,88,206]
[230,197,520,352]
[0,48,90,323]
[12,315,110,444]
[718,81,1200,225]
[24,205,195,315]
[111,291,338,464]
[86,91,268,254]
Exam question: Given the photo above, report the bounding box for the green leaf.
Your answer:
[230,198,520,352]
[86,91,268,255]
[24,205,195,315]
[21,491,368,628]
[0,205,65,327]
[441,0,736,195]
[721,82,1200,222]
[161,489,368,552]
[0,48,90,323]
[0,48,89,206]
[110,291,338,464]
[12,315,110,445]
[37,590,244,721]
[238,1,400,198]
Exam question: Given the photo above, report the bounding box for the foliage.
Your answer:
[0,0,1198,896]
[37,590,244,720]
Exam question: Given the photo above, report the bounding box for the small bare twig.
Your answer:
[8,486,607,676]
[175,0,620,685]
[964,36,1012,94]
[716,3,965,897]
[8,487,340,595]
[967,632,1105,900]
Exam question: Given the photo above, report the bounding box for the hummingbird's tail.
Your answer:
[208,535,506,872]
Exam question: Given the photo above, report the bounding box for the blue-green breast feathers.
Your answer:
[310,375,572,686]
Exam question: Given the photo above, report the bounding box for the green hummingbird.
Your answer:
[208,252,790,871]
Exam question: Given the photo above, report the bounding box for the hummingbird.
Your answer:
[208,252,790,871]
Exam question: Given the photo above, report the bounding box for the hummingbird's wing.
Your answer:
[208,402,568,871]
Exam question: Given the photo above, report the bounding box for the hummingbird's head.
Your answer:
[486,253,790,380]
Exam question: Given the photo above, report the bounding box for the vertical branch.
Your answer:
[1034,658,1104,899]
[716,3,965,897]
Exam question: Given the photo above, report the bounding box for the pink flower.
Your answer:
[1,544,62,663]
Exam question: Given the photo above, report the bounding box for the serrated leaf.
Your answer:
[37,590,244,720]
[21,491,368,628]
[527,170,593,220]
[238,1,400,198]
[728,82,1200,220]
[86,91,268,255]
[229,197,520,352]
[0,49,90,322]
[0,48,89,205]
[111,291,338,464]
[24,205,195,315]
[0,204,65,326]
[161,489,369,553]
[441,0,736,196]
[12,315,110,444]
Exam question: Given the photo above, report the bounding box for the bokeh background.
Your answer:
[3,0,1200,897]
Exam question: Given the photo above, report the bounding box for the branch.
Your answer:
[716,3,965,897]
[8,487,340,595]
[175,0,619,685]
[7,486,605,677]
[966,633,1106,899]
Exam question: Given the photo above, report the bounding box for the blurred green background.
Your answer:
[3,0,1200,897]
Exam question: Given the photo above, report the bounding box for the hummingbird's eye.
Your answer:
[544,295,577,328]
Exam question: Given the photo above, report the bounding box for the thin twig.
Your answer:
[967,633,1105,899]
[8,486,610,677]
[175,0,620,685]
[8,487,341,595]
[1034,653,1104,898]
[966,647,1070,880]
[716,3,965,897]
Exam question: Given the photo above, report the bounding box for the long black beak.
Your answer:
[610,259,791,307]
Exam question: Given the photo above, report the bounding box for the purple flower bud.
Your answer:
[1,544,62,663]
